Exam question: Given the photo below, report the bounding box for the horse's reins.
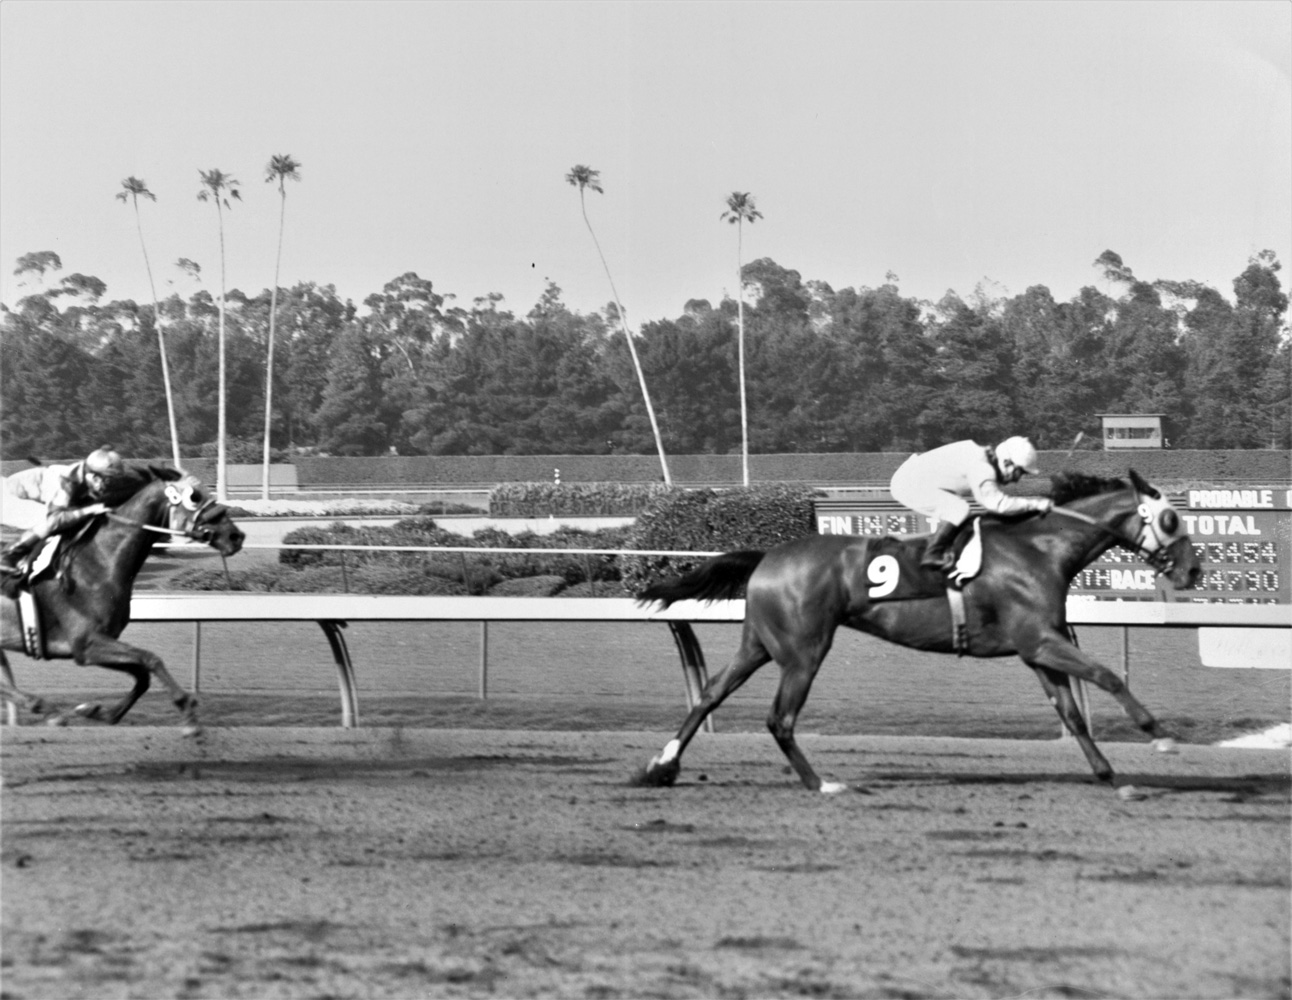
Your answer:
[107,497,220,539]
[108,513,185,537]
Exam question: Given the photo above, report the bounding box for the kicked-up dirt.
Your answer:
[2,727,1289,999]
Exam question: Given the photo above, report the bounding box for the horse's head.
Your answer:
[159,475,246,557]
[1125,469,1201,590]
[1052,469,1200,590]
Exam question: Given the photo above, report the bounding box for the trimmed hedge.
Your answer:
[489,481,670,517]
[619,484,821,596]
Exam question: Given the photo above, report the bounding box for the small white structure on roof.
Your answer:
[1097,413,1165,449]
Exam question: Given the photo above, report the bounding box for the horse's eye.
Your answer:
[1160,508,1179,535]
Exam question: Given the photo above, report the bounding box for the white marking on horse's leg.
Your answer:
[1153,737,1178,754]
[819,780,849,795]
[656,739,681,766]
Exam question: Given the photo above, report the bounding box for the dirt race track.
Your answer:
[2,727,1289,1000]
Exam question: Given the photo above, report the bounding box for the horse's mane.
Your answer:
[101,463,185,508]
[1048,471,1129,507]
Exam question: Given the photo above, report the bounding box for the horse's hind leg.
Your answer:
[1028,664,1113,782]
[69,633,199,730]
[637,624,772,787]
[62,661,151,726]
[765,633,841,793]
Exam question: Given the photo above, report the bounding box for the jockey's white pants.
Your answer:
[889,463,971,528]
[0,479,49,532]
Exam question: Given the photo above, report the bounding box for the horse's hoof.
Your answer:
[819,780,849,795]
[181,723,202,739]
[1117,784,1149,801]
[631,757,679,787]
[1153,738,1179,754]
[44,714,69,728]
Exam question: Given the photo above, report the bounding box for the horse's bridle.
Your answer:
[1050,490,1187,575]
[162,481,227,543]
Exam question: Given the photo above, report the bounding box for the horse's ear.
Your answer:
[1128,468,1159,499]
[149,464,184,482]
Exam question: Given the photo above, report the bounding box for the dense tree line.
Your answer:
[2,250,1287,460]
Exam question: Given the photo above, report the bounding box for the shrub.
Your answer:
[168,565,285,592]
[620,484,821,595]
[488,575,567,597]
[462,526,624,587]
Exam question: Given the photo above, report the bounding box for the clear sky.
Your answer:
[1,1,1288,325]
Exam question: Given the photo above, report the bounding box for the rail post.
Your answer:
[191,621,202,692]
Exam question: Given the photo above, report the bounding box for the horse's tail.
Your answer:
[636,550,766,608]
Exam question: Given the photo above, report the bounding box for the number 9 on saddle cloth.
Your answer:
[865,520,984,602]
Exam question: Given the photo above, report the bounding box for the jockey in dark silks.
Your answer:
[889,436,1052,573]
[0,447,129,580]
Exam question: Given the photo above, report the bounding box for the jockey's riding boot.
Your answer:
[0,531,40,578]
[919,521,961,574]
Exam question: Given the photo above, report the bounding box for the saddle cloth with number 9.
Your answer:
[861,520,983,602]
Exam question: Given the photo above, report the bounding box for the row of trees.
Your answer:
[3,246,1287,462]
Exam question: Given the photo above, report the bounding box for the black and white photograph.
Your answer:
[2,2,1289,997]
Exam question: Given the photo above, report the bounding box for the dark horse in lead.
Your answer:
[0,467,244,729]
[636,470,1202,793]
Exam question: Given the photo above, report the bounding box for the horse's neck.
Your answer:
[1058,491,1136,573]
[91,490,164,580]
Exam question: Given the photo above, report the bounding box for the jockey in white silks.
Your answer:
[0,447,128,578]
[889,436,1052,573]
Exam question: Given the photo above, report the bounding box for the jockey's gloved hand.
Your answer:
[1034,499,1054,514]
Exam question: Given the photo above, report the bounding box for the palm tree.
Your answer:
[197,168,241,501]
[117,176,182,468]
[565,165,671,485]
[721,191,762,486]
[261,154,302,499]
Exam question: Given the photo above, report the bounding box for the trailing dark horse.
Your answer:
[636,469,1202,793]
[0,467,244,730]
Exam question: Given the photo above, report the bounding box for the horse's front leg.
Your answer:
[1018,626,1176,749]
[0,650,57,723]
[1026,663,1113,782]
[68,633,199,732]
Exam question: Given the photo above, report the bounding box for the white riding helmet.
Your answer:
[996,436,1040,475]
[85,447,125,478]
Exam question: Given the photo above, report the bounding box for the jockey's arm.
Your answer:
[41,503,108,537]
[971,476,1051,517]
[37,477,108,538]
